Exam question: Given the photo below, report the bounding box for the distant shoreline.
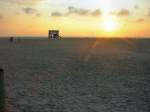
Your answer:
[0,36,150,39]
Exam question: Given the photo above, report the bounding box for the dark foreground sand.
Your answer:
[0,38,150,112]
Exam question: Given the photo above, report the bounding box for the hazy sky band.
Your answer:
[0,0,150,37]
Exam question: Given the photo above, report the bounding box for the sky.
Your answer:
[0,0,150,37]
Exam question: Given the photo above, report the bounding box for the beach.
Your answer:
[0,38,150,112]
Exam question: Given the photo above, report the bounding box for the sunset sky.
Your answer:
[0,0,150,37]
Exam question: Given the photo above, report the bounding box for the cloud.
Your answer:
[22,7,37,14]
[91,9,101,16]
[22,7,41,18]
[136,19,144,23]
[51,6,101,17]
[67,6,90,16]
[0,0,42,5]
[111,8,130,16]
[51,12,63,17]
[134,5,139,9]
[149,8,150,16]
[36,13,42,17]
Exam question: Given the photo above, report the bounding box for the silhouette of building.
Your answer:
[48,30,60,39]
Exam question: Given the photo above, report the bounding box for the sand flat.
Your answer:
[0,38,150,112]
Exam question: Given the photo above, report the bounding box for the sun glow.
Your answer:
[101,18,118,32]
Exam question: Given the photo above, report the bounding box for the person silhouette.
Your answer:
[9,37,14,42]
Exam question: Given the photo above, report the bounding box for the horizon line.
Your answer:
[0,36,150,39]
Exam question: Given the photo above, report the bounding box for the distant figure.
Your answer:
[9,37,14,42]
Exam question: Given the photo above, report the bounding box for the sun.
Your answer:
[101,19,118,32]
